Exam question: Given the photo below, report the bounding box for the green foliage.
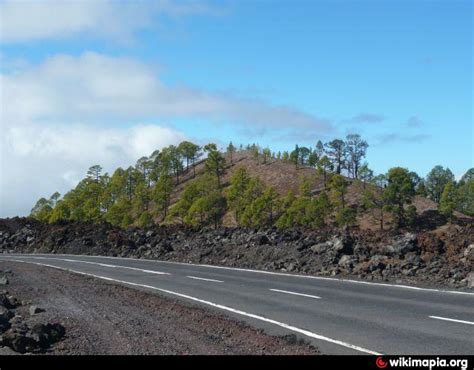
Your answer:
[135,156,153,187]
[425,165,455,204]
[384,167,416,228]
[162,145,183,185]
[459,168,474,185]
[358,163,373,188]
[170,173,226,228]
[324,139,346,174]
[86,165,103,181]
[307,151,318,167]
[226,141,236,164]
[185,189,227,228]
[276,196,310,228]
[204,143,226,186]
[456,178,474,216]
[317,155,333,188]
[226,166,281,227]
[121,213,133,229]
[250,144,260,162]
[30,197,53,222]
[290,144,300,168]
[329,174,349,209]
[48,200,70,224]
[105,198,132,227]
[335,207,356,228]
[299,176,313,197]
[32,136,460,233]
[345,134,368,178]
[276,182,333,229]
[153,174,174,219]
[362,187,388,230]
[132,182,150,215]
[137,211,154,228]
[439,181,457,220]
[262,147,271,164]
[226,167,252,222]
[310,191,333,228]
[416,180,428,197]
[240,187,280,227]
[179,141,202,170]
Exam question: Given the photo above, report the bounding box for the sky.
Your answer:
[0,0,472,217]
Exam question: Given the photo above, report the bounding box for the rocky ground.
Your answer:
[0,217,472,289]
[0,268,66,354]
[0,261,318,355]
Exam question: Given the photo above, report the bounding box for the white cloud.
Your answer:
[0,51,331,216]
[0,0,219,43]
[1,51,332,130]
[0,123,186,217]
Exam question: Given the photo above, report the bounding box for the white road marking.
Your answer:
[28,253,474,297]
[18,256,170,276]
[270,289,321,300]
[429,316,474,326]
[1,258,381,355]
[187,276,223,283]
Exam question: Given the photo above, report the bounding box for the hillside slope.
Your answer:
[166,150,468,230]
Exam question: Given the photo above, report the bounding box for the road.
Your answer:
[0,253,472,355]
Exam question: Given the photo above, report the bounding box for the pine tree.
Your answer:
[317,156,333,188]
[226,167,251,222]
[204,144,226,186]
[384,167,416,228]
[137,211,154,227]
[439,181,457,221]
[324,139,346,175]
[226,142,236,165]
[345,134,368,178]
[425,165,455,204]
[153,174,174,219]
[329,174,349,209]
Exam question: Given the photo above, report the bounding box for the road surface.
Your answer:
[0,253,472,355]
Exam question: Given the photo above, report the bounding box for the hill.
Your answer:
[167,150,470,231]
[28,140,473,234]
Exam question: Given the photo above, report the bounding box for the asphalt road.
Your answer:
[0,253,472,355]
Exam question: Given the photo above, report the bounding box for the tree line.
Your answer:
[30,136,474,230]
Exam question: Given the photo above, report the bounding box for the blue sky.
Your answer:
[0,0,472,216]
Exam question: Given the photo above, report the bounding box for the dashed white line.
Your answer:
[187,275,223,283]
[270,288,321,300]
[18,256,170,276]
[429,316,474,326]
[1,258,380,355]
[23,253,474,296]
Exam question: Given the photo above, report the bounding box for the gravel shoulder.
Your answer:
[0,261,319,355]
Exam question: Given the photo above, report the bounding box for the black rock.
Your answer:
[0,330,38,353]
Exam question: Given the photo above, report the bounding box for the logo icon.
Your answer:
[376,357,388,369]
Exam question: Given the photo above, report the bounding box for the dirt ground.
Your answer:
[0,261,319,355]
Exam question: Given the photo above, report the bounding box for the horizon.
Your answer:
[1,0,473,217]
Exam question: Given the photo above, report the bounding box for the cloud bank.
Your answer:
[2,52,332,130]
[0,0,220,43]
[1,52,331,216]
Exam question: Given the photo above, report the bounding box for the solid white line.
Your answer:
[19,256,170,276]
[270,289,321,300]
[1,258,381,355]
[187,275,223,283]
[22,253,474,297]
[429,316,474,326]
